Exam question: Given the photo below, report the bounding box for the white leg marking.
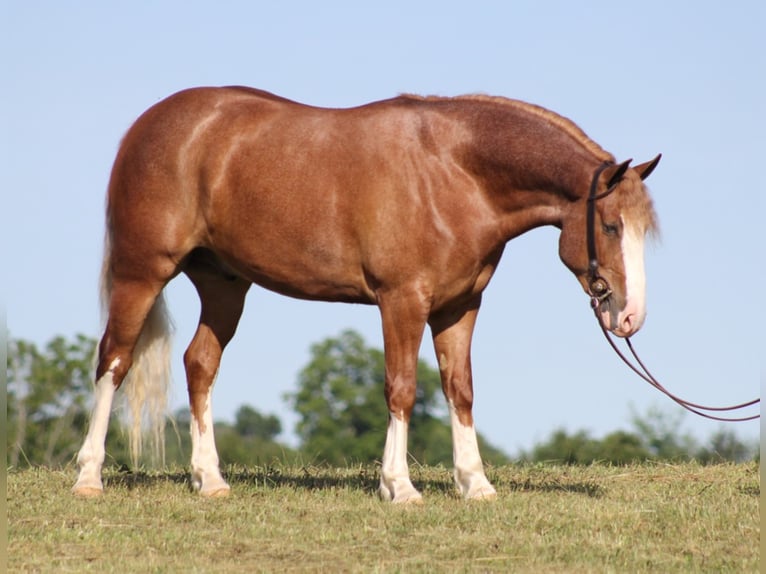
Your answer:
[379,412,422,503]
[73,372,117,496]
[450,401,496,500]
[619,220,647,335]
[190,386,230,497]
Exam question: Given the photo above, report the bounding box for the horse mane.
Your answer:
[400,93,614,163]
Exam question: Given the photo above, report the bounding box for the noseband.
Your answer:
[585,163,759,422]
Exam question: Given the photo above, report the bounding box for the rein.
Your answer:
[585,163,760,422]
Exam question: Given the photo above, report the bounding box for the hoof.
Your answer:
[72,486,104,498]
[379,481,423,504]
[395,495,424,505]
[391,489,424,505]
[466,485,497,501]
[200,485,231,498]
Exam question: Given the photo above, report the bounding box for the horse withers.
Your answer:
[73,87,659,502]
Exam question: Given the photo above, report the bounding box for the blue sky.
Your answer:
[3,1,761,456]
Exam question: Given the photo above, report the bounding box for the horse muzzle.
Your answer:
[592,295,645,338]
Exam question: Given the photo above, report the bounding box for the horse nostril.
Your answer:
[621,314,635,333]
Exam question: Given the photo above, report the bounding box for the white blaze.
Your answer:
[618,219,647,335]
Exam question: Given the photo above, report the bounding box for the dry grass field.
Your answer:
[7,462,759,572]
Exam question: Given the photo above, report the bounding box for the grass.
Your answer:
[7,462,760,573]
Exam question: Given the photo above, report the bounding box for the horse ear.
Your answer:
[604,159,632,189]
[633,154,662,181]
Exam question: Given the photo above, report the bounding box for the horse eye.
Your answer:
[602,223,619,236]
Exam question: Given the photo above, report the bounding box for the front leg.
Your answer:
[430,300,496,500]
[376,289,429,504]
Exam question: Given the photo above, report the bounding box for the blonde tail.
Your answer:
[100,232,174,468]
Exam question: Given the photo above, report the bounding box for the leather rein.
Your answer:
[585,163,760,422]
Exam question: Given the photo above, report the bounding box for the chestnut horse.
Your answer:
[73,87,660,502]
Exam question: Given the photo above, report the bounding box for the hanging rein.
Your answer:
[585,162,760,422]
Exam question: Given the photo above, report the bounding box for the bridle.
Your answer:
[585,162,760,422]
[586,161,619,304]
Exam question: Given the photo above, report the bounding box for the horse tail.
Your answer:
[100,228,174,467]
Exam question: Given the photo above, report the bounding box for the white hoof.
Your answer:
[456,469,497,501]
[73,469,104,497]
[465,484,497,501]
[199,484,231,498]
[192,468,230,497]
[72,484,104,498]
[379,476,423,504]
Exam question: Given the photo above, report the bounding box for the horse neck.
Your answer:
[456,99,613,237]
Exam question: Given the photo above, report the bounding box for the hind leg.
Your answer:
[184,270,250,497]
[73,278,164,496]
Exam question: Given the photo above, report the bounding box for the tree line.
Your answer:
[6,330,758,469]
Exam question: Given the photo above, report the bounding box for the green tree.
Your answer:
[523,428,596,464]
[520,428,648,465]
[7,335,98,467]
[234,405,281,441]
[284,329,508,466]
[598,430,651,464]
[215,404,294,465]
[695,428,756,464]
[521,407,757,465]
[629,406,698,461]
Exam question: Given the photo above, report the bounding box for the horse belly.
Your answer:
[223,244,373,303]
[206,195,374,303]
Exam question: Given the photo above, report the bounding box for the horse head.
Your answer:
[559,155,661,337]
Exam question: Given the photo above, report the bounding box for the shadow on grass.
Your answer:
[739,485,759,497]
[502,477,603,498]
[102,466,191,491]
[101,464,604,499]
[225,465,382,495]
[100,464,385,494]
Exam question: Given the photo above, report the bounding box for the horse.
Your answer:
[73,86,660,502]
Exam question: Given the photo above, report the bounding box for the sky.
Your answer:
[3,1,762,457]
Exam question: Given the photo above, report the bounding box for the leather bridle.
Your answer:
[585,163,760,422]
[586,161,619,305]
